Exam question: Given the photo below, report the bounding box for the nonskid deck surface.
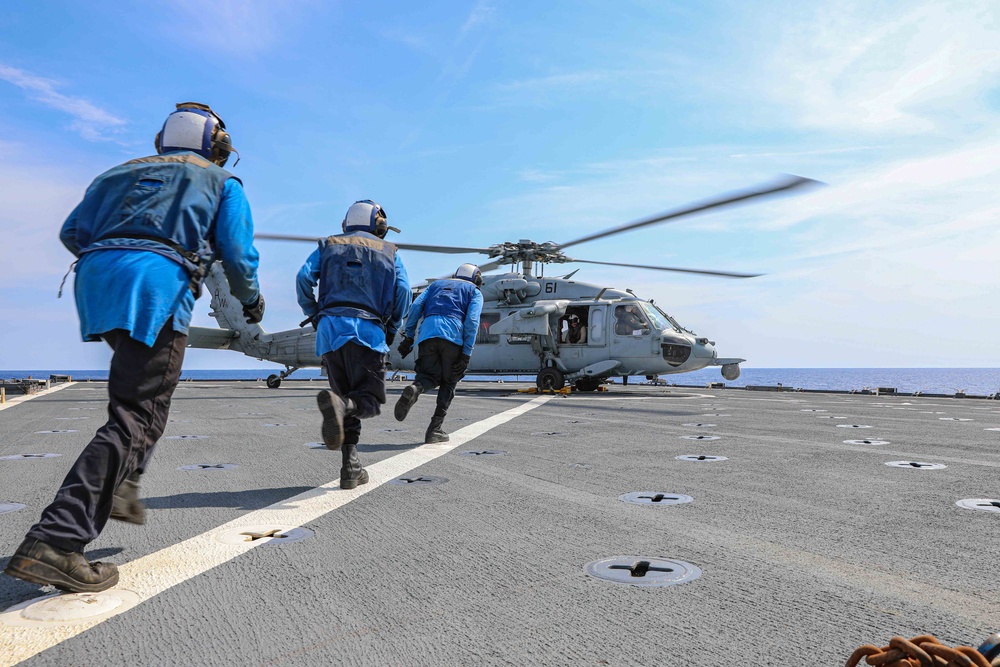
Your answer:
[1,380,998,666]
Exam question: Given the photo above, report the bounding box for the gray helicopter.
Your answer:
[187,175,818,389]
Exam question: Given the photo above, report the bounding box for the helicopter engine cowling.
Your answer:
[721,363,741,381]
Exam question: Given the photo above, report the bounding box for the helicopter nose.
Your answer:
[692,337,716,359]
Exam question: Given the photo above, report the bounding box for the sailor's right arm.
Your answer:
[296,248,321,319]
[213,179,261,306]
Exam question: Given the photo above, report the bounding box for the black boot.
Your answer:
[340,438,369,490]
[394,383,423,422]
[318,391,355,450]
[425,408,449,444]
[110,471,146,525]
[4,538,119,593]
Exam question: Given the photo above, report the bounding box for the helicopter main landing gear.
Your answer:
[536,367,566,391]
[266,365,299,389]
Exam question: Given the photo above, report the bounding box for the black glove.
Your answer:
[397,337,414,359]
[386,331,396,346]
[449,353,471,383]
[242,294,265,324]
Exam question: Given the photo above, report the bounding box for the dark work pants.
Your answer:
[27,321,186,552]
[322,342,387,441]
[414,338,463,414]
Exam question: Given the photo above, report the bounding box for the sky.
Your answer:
[0,0,998,371]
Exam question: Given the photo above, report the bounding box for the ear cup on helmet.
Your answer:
[154,131,162,155]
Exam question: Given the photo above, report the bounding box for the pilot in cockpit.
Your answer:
[615,304,650,336]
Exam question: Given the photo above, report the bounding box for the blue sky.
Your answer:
[1,0,998,370]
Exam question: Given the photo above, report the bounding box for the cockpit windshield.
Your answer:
[643,302,683,333]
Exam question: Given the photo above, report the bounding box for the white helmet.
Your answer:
[454,263,483,287]
[342,199,400,238]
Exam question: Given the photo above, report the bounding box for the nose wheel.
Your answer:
[266,366,299,389]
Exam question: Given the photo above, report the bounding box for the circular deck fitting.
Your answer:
[585,556,701,587]
[956,499,1000,513]
[885,461,946,470]
[682,423,715,428]
[938,417,973,421]
[378,428,409,433]
[262,423,296,428]
[800,409,828,412]
[457,449,507,457]
[0,590,141,627]
[836,424,872,429]
[676,455,727,462]
[844,439,890,446]
[165,435,210,440]
[619,492,693,506]
[215,525,315,546]
[1,453,61,460]
[389,475,448,486]
[531,431,567,436]
[680,435,719,441]
[177,463,238,471]
[303,442,326,449]
[0,502,26,515]
[33,430,78,434]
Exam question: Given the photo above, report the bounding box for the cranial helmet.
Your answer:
[567,314,580,324]
[342,200,399,238]
[454,263,483,287]
[154,102,236,167]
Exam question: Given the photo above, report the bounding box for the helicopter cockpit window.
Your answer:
[559,307,589,345]
[614,304,651,336]
[477,312,501,345]
[650,303,685,333]
[640,302,671,332]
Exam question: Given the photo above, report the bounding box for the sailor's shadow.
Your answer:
[359,441,422,453]
[144,486,313,511]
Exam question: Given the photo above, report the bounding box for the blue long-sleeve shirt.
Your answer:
[404,285,483,356]
[60,178,260,346]
[296,248,411,355]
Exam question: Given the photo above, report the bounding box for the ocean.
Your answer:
[2,368,998,397]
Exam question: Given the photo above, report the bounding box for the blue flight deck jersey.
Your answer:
[404,285,483,356]
[296,248,411,355]
[60,178,260,346]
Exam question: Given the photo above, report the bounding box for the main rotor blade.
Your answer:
[569,258,762,279]
[557,174,821,251]
[254,233,492,255]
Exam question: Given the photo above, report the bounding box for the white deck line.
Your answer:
[0,394,551,666]
[0,382,75,412]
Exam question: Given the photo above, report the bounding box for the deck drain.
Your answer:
[0,590,141,627]
[165,435,210,440]
[389,475,448,486]
[215,525,314,546]
[0,503,26,515]
[458,450,506,457]
[939,417,972,421]
[178,463,238,471]
[836,424,872,429]
[676,455,727,462]
[303,442,326,449]
[585,556,701,587]
[885,461,946,470]
[682,423,715,428]
[1,453,61,460]
[33,430,78,434]
[956,499,1000,513]
[844,439,890,446]
[680,435,719,441]
[619,492,693,506]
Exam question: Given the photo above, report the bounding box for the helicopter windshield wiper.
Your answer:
[557,174,821,251]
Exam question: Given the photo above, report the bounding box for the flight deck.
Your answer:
[1,380,998,665]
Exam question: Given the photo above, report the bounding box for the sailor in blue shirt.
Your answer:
[393,263,484,443]
[296,200,411,489]
[5,103,264,594]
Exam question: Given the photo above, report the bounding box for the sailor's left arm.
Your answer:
[296,248,322,319]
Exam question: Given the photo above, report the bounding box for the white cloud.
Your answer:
[0,64,127,141]
[459,0,496,39]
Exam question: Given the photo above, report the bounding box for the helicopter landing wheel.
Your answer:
[266,374,282,389]
[536,368,565,391]
[574,378,601,392]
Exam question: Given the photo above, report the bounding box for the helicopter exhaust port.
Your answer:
[721,364,741,381]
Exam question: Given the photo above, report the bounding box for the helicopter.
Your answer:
[187,175,818,390]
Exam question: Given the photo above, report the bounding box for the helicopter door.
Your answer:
[588,306,606,347]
